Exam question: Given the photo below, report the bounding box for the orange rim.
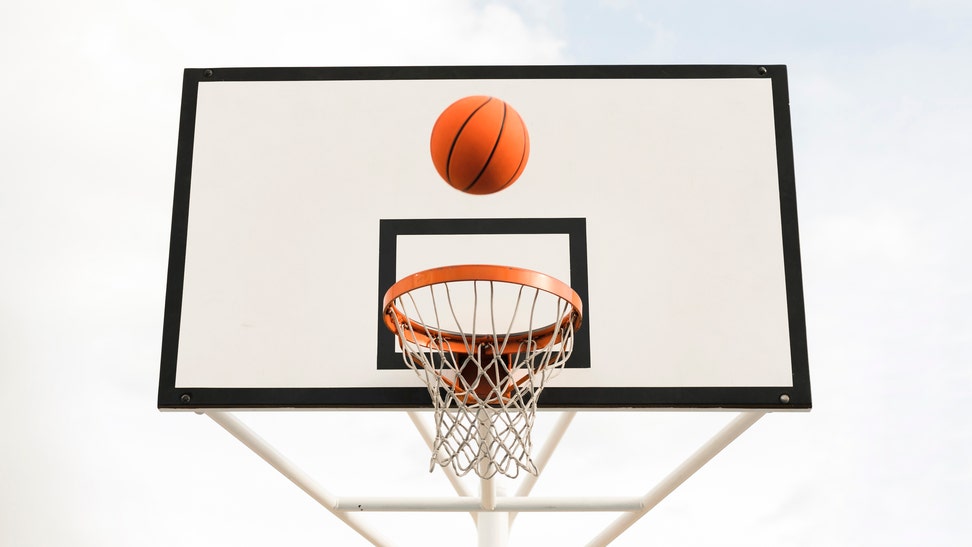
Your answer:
[382,265,583,353]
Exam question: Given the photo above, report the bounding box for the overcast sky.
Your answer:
[2,1,970,546]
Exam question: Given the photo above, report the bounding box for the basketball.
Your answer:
[430,96,530,195]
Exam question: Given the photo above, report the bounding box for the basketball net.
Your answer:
[383,265,582,479]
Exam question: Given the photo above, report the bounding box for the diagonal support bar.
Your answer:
[510,411,575,525]
[586,411,767,547]
[408,411,479,525]
[516,411,576,498]
[205,411,392,547]
[407,411,474,498]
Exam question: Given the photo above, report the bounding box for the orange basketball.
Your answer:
[430,96,530,195]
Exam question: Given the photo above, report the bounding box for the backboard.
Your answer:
[159,65,810,410]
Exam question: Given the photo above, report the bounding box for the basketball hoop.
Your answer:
[382,265,583,479]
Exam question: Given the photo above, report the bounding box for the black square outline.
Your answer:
[376,218,591,371]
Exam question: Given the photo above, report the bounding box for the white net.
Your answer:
[385,274,580,479]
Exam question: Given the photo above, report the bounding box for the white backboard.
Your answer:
[159,65,810,410]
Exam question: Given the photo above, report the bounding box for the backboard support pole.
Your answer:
[478,479,509,546]
[585,411,767,547]
[204,411,392,547]
[478,412,509,546]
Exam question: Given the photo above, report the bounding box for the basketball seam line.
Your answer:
[446,97,492,185]
[463,101,506,192]
[495,109,527,193]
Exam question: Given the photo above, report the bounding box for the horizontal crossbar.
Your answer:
[336,496,644,512]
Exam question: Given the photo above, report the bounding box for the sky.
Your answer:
[2,1,970,546]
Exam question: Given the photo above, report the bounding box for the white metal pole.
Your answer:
[478,499,509,546]
[205,411,392,547]
[478,480,508,547]
[477,410,508,547]
[481,474,497,511]
[586,411,767,547]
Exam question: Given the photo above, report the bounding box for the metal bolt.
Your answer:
[204,69,214,78]
[757,66,768,75]
[180,393,191,403]
[779,393,790,404]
